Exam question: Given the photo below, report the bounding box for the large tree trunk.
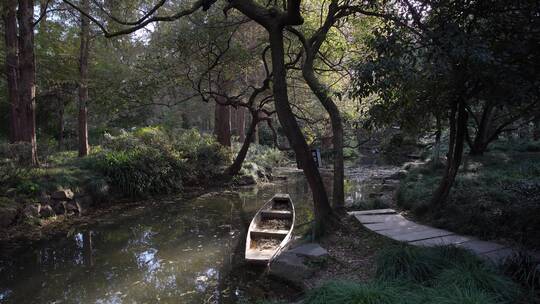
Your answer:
[467,103,494,156]
[214,99,231,147]
[534,118,540,141]
[268,28,332,229]
[433,114,442,162]
[226,112,258,175]
[3,0,20,143]
[237,107,246,142]
[302,61,344,209]
[78,0,90,157]
[431,99,468,206]
[58,101,65,150]
[17,0,38,165]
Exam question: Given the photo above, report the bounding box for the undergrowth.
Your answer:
[397,150,540,249]
[304,245,534,304]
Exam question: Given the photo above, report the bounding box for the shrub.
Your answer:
[240,143,288,171]
[88,149,184,198]
[397,151,540,249]
[0,143,34,193]
[87,127,227,197]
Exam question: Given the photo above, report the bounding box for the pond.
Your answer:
[0,166,397,303]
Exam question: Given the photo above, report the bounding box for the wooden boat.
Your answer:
[245,193,295,264]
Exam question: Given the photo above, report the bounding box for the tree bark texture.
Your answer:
[268,28,332,225]
[17,0,38,165]
[78,0,90,157]
[3,0,20,143]
[214,99,231,147]
[431,99,468,206]
[302,62,344,209]
[226,112,258,176]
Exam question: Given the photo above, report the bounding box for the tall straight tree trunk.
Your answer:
[268,28,332,229]
[214,100,231,146]
[3,0,20,143]
[78,0,90,157]
[226,112,258,175]
[17,0,38,165]
[431,99,468,206]
[534,118,540,141]
[238,107,246,142]
[58,101,65,150]
[432,114,442,167]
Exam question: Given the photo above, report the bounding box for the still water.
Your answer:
[0,166,395,303]
[0,171,316,303]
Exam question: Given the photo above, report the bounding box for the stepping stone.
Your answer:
[348,209,396,216]
[269,252,313,285]
[364,219,417,231]
[393,228,454,242]
[409,234,472,247]
[378,224,434,237]
[482,248,517,263]
[350,208,529,263]
[354,214,405,224]
[458,240,507,254]
[288,243,328,258]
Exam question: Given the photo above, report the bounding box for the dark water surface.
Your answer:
[0,166,396,303]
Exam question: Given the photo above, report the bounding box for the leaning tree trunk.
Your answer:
[17,0,39,166]
[431,99,468,206]
[3,0,20,143]
[268,28,332,229]
[303,62,344,209]
[78,0,90,157]
[226,112,258,176]
[468,104,494,156]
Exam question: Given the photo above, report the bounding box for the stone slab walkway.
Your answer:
[348,208,523,264]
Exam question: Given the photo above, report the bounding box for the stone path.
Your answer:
[348,208,521,263]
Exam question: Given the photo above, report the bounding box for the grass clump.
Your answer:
[304,245,529,304]
[304,280,410,304]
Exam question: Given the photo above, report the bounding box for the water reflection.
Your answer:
[0,172,317,303]
[0,166,398,303]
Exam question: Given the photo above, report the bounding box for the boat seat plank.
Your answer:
[261,210,293,219]
[250,229,289,238]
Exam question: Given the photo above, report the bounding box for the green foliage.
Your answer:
[397,151,540,249]
[305,246,525,304]
[235,143,289,171]
[87,127,227,197]
[304,280,405,304]
[422,285,501,304]
[501,253,540,298]
[376,245,476,283]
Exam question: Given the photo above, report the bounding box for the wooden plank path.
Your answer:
[348,209,524,264]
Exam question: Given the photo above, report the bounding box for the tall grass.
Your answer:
[303,245,528,304]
